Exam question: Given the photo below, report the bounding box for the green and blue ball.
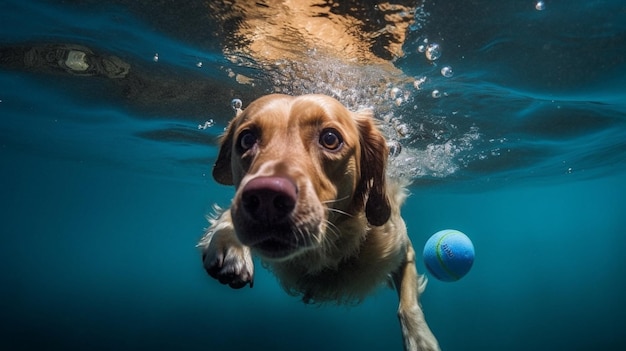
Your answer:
[423,229,475,282]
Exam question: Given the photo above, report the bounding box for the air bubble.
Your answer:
[196,61,203,68]
[153,53,159,62]
[535,1,545,11]
[198,119,215,130]
[417,45,426,53]
[387,140,402,157]
[390,87,401,99]
[441,66,454,77]
[425,43,441,61]
[396,123,409,137]
[431,90,441,98]
[231,98,243,110]
[413,76,427,90]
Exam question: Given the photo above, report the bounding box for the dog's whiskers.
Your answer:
[323,195,354,220]
[320,219,341,254]
[322,195,350,205]
[292,218,313,249]
[326,207,353,218]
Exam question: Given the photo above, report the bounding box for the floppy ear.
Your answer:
[352,110,391,226]
[212,119,236,185]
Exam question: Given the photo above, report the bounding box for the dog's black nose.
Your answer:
[241,176,297,223]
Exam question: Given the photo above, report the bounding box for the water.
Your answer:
[1,1,625,350]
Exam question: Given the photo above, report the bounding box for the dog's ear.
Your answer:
[212,114,240,185]
[353,110,391,226]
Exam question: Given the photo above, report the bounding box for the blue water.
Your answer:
[1,1,626,350]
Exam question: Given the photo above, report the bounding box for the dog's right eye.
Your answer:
[237,130,258,152]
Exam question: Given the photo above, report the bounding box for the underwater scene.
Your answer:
[1,0,625,350]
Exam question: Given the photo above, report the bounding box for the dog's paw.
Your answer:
[202,241,254,289]
[199,210,254,289]
[398,304,441,351]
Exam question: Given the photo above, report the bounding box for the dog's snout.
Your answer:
[241,176,297,223]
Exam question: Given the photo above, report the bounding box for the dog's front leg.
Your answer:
[393,243,440,351]
[198,208,254,289]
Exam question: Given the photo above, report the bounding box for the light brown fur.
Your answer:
[198,94,439,351]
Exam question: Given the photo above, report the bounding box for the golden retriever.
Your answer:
[198,94,439,351]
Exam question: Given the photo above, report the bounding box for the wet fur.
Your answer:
[198,94,439,351]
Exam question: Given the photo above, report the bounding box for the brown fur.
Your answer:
[198,94,439,351]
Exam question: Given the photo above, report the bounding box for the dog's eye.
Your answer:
[319,129,343,151]
[237,130,258,152]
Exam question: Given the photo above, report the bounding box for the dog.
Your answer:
[198,94,439,351]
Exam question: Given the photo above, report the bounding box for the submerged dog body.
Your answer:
[198,94,439,351]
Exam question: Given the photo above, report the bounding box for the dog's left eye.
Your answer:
[319,128,343,151]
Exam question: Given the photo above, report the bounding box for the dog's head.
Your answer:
[213,94,390,261]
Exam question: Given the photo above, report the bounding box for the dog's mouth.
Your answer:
[252,237,301,260]
[238,224,317,261]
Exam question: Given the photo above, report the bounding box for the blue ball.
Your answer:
[423,229,475,282]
